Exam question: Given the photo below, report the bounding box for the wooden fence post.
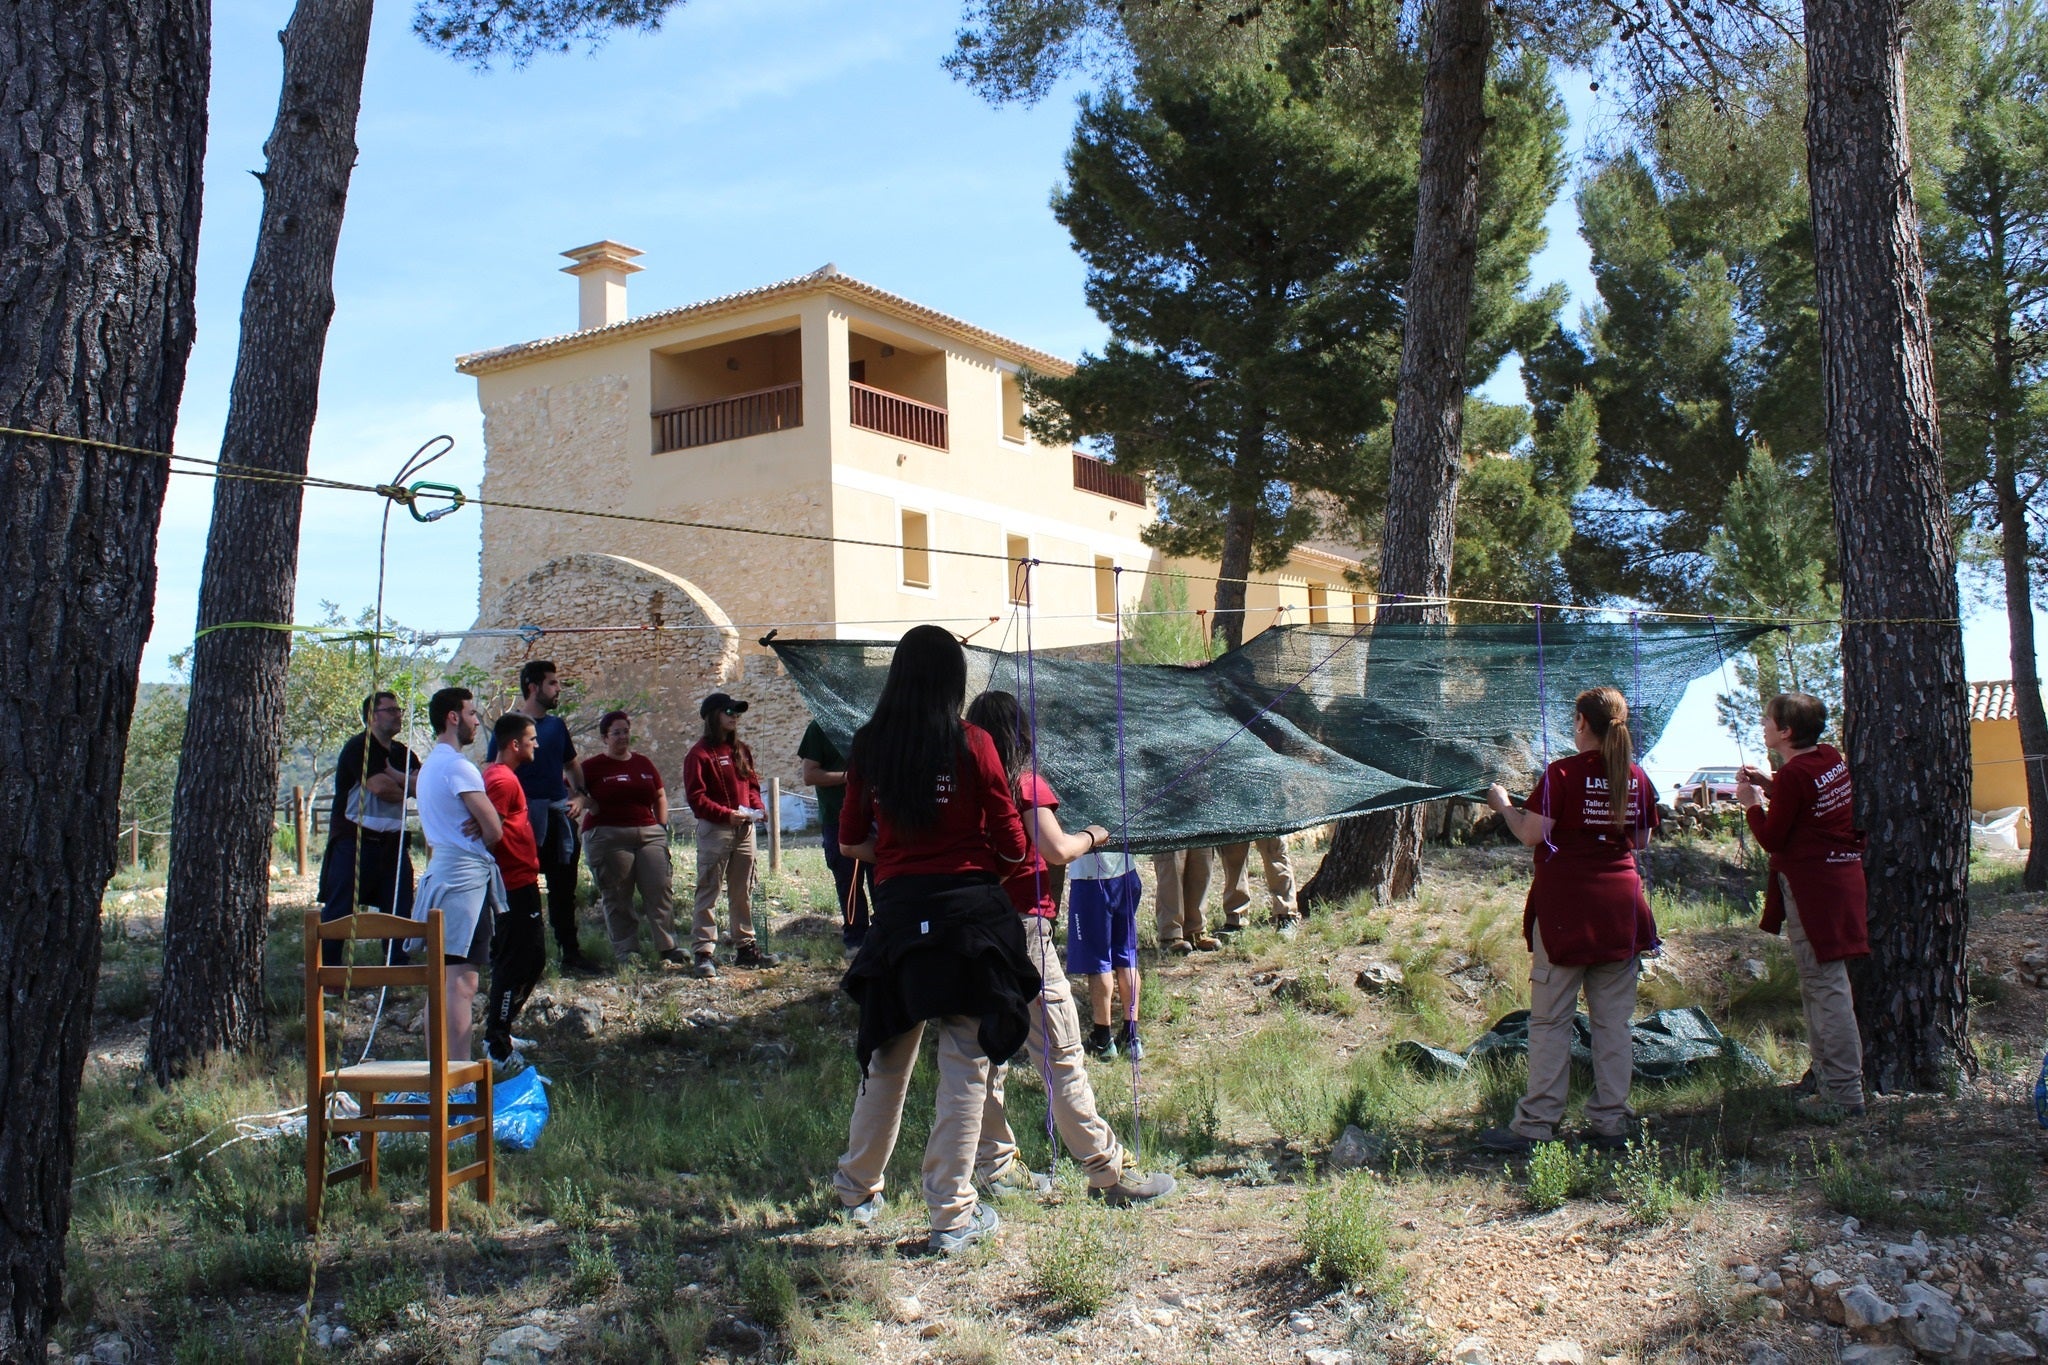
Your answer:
[768,777,781,873]
[292,785,308,878]
[128,818,141,871]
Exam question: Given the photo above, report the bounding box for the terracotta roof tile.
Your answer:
[1970,679,2017,722]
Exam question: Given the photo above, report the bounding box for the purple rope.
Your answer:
[1019,561,1060,1174]
[1112,567,1142,1162]
[1129,618,1374,824]
[1533,604,1557,855]
[1630,612,1654,942]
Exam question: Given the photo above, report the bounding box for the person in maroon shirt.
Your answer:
[1737,691,1869,1115]
[682,693,779,977]
[1480,686,1660,1154]
[962,690,1176,1210]
[582,711,682,970]
[482,713,544,1074]
[830,627,1042,1256]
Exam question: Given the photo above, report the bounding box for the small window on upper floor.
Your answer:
[902,510,931,589]
[1001,372,1027,444]
[1007,535,1031,605]
[1094,556,1116,620]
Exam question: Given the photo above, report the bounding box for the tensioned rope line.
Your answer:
[1,423,1964,628]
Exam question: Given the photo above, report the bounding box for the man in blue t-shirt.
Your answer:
[486,660,597,976]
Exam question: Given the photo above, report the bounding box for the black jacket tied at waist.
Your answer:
[841,874,1042,1077]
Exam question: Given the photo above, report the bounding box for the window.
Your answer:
[901,510,931,589]
[1007,534,1030,605]
[1308,583,1330,625]
[1351,590,1374,622]
[1000,372,1027,443]
[1094,556,1117,620]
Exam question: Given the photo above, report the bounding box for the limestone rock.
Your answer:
[1745,1347,1790,1365]
[1838,1347,1914,1365]
[1839,1283,1898,1331]
[1899,1281,1962,1356]
[1327,1125,1386,1172]
[1452,1336,1493,1365]
[88,1338,131,1365]
[889,1295,923,1324]
[1354,961,1403,994]
[481,1325,562,1365]
[1534,1343,1585,1365]
[562,998,604,1038]
[1287,1311,1316,1335]
[1304,1351,1355,1365]
[1987,1330,2040,1360]
[2024,1277,2048,1298]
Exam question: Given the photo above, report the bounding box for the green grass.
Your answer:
[1026,1201,1132,1318]
[1299,1169,1399,1293]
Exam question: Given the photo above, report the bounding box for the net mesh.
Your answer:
[770,620,1774,853]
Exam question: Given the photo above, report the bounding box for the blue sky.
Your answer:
[158,0,2027,785]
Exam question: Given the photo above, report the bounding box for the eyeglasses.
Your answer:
[721,707,744,716]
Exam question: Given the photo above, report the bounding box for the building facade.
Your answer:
[451,244,1369,790]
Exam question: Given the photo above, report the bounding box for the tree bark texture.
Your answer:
[1213,415,1266,653]
[150,0,374,1084]
[0,1,209,1356]
[1804,0,1974,1090]
[1301,0,1490,910]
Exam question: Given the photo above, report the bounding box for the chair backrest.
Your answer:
[305,910,448,1076]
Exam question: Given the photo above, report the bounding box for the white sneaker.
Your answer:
[491,1050,529,1082]
[929,1203,1000,1255]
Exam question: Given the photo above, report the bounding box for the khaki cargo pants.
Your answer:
[833,1015,991,1235]
[1782,875,1866,1108]
[1152,848,1214,942]
[1217,837,1298,927]
[1511,925,1639,1141]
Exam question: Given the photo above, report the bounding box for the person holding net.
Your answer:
[830,627,1044,1255]
[1479,686,1661,1155]
[963,690,1176,1210]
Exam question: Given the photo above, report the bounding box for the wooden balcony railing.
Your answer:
[653,382,802,452]
[850,381,948,450]
[1073,453,1147,505]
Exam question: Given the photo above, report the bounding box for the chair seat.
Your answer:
[329,1059,488,1091]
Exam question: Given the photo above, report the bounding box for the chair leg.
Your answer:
[428,1087,449,1233]
[480,1070,495,1205]
[362,1095,379,1195]
[305,1086,326,1231]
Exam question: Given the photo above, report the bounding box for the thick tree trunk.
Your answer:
[150,0,374,1084]
[1804,0,1973,1091]
[1302,0,1490,909]
[0,1,209,1355]
[1214,500,1257,653]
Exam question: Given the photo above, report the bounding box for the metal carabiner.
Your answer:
[405,480,466,523]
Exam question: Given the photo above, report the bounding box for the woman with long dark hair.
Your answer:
[681,692,778,977]
[964,690,1175,1208]
[1479,686,1660,1154]
[831,627,1042,1255]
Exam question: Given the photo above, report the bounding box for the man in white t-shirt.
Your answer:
[413,687,505,1065]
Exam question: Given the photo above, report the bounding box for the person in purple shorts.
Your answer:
[1067,849,1145,1059]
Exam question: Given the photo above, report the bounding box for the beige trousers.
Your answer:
[1217,837,1298,927]
[585,824,675,958]
[1781,875,1866,1107]
[1512,925,1639,1140]
[692,818,756,955]
[1152,848,1214,942]
[975,916,1125,1189]
[832,1015,991,1233]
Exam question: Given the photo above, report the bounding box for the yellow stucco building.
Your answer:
[1969,679,2033,846]
[448,243,1369,783]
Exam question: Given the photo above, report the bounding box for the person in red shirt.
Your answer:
[582,710,682,970]
[830,627,1044,1256]
[682,693,779,977]
[483,713,544,1074]
[1737,691,1869,1115]
[962,690,1176,1210]
[1480,686,1661,1154]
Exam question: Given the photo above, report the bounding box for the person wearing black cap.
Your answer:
[683,693,778,977]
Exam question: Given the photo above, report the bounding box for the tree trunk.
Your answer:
[149,0,374,1084]
[1804,0,1973,1091]
[0,1,209,1355]
[1214,499,1257,653]
[1994,449,2048,890]
[1302,0,1491,909]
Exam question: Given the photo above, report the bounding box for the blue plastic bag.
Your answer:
[493,1068,551,1151]
[2035,1049,2047,1129]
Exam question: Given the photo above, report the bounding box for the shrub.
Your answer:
[1299,1170,1397,1292]
[568,1235,623,1301]
[730,1244,797,1327]
[1524,1141,1601,1211]
[1617,1139,1676,1225]
[1027,1205,1125,1317]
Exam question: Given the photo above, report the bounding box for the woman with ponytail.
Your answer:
[829,627,1043,1256]
[1480,686,1662,1154]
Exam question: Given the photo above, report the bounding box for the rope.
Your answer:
[1112,566,1143,1163]
[0,422,1967,626]
[1533,604,1557,856]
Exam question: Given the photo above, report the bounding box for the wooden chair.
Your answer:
[305,909,493,1232]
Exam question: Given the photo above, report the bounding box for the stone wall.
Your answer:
[448,553,812,801]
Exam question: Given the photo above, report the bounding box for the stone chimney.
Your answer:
[560,240,644,330]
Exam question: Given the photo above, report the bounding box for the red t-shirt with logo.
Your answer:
[583,752,665,828]
[1745,744,1868,961]
[482,762,540,890]
[1524,749,1661,965]
[683,739,761,824]
[999,772,1060,919]
[839,723,1030,883]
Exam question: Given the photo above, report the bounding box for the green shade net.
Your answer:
[769,621,1774,853]
[1394,1006,1771,1084]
